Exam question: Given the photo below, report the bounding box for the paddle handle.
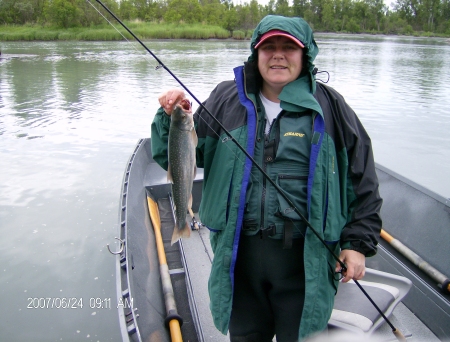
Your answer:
[381,229,450,293]
[149,198,167,264]
[169,319,183,342]
[148,197,184,341]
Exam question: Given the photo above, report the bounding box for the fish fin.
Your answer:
[181,222,191,238]
[193,165,197,179]
[191,127,198,147]
[167,164,173,183]
[188,194,193,213]
[171,221,191,245]
[188,207,195,218]
[171,224,181,245]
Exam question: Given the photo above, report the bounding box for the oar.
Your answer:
[147,196,183,342]
[381,229,450,294]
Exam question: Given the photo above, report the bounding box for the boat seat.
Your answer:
[328,267,412,335]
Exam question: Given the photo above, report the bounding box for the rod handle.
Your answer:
[393,328,407,342]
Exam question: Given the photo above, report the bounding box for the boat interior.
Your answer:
[114,138,450,342]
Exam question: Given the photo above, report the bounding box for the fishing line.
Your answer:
[86,0,170,67]
[87,1,127,41]
[90,1,405,338]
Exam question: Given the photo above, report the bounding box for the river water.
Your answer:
[0,36,449,341]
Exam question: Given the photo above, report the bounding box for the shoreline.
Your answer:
[1,23,449,42]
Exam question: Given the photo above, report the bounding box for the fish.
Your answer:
[168,98,197,245]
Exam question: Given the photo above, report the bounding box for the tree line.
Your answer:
[1,0,449,36]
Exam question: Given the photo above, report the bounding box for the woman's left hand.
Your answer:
[335,249,366,283]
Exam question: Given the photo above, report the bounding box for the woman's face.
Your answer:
[257,36,303,95]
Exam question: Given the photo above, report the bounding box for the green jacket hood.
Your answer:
[249,15,319,93]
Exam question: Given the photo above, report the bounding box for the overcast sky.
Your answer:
[234,0,392,8]
[233,0,283,6]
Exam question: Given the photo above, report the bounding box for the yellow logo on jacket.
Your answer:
[284,132,305,137]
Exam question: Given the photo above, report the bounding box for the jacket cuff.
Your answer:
[156,107,171,125]
[340,240,376,257]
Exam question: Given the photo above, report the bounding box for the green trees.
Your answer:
[164,0,203,24]
[43,0,79,28]
[392,0,449,32]
[222,4,239,35]
[0,0,44,24]
[0,0,449,36]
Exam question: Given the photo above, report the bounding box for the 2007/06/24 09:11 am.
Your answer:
[26,297,134,309]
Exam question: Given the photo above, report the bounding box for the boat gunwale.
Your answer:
[115,138,146,342]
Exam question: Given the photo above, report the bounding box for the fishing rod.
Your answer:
[91,0,344,271]
[90,1,406,340]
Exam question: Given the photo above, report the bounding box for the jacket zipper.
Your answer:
[260,116,279,231]
[242,74,266,231]
[260,133,268,230]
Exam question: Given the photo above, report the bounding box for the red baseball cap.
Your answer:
[254,30,305,49]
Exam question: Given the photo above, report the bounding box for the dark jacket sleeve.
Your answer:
[151,107,171,171]
[341,110,382,257]
[317,83,383,257]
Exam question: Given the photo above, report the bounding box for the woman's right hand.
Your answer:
[158,88,187,115]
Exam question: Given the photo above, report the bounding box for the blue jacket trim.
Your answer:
[307,114,325,218]
[230,66,257,290]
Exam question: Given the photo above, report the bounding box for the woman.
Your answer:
[151,15,382,342]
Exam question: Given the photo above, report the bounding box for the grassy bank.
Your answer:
[2,22,447,42]
[0,22,251,41]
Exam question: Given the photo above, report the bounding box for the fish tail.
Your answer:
[171,221,191,245]
[181,221,191,239]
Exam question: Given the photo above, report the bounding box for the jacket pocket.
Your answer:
[275,173,308,220]
[272,173,309,237]
[274,114,312,165]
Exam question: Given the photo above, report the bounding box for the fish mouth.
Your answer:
[178,98,192,112]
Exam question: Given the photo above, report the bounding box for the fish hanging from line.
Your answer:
[168,99,198,244]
